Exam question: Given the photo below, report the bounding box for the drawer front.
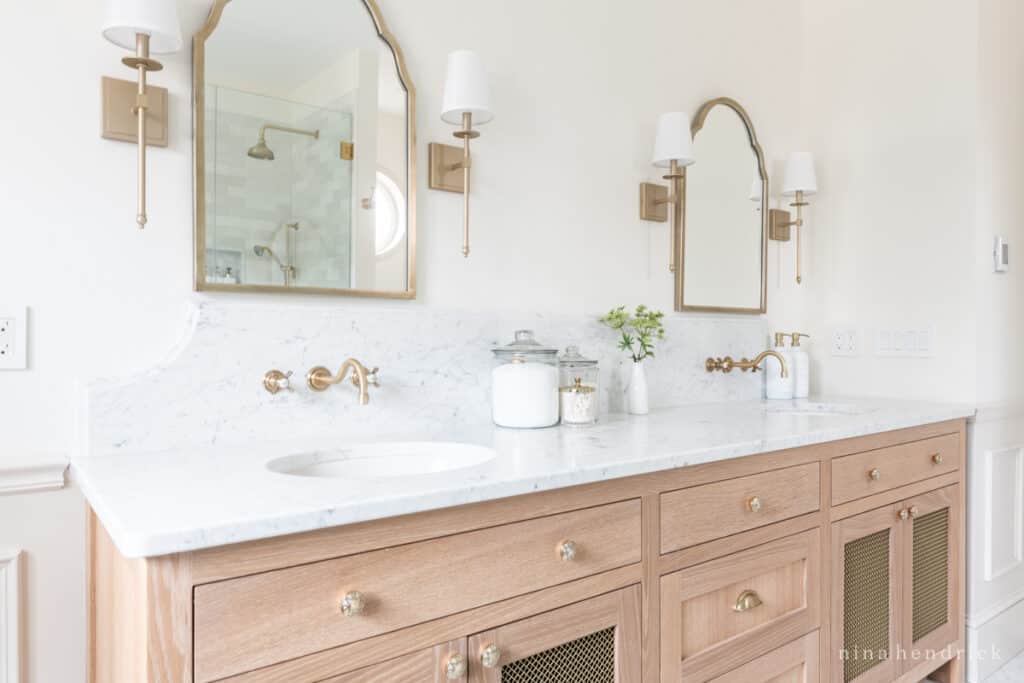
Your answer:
[660,462,820,554]
[707,631,819,683]
[831,433,958,506]
[660,529,821,682]
[194,499,641,682]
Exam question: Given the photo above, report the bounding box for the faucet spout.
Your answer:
[306,358,379,405]
[750,350,789,378]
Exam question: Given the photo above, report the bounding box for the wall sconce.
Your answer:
[101,0,182,229]
[428,50,493,257]
[769,152,818,283]
[639,112,696,272]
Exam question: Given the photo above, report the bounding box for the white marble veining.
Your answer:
[73,397,974,558]
[81,299,766,455]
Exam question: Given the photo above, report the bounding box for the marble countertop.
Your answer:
[72,398,975,558]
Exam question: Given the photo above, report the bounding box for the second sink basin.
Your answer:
[266,442,497,480]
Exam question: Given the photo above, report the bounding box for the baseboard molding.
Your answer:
[0,549,20,683]
[967,593,1024,682]
[0,460,67,495]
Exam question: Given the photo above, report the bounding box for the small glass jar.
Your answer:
[491,330,560,429]
[558,346,599,425]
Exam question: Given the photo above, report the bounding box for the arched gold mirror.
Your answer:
[193,0,416,298]
[675,98,767,314]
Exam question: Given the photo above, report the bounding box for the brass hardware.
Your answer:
[790,332,810,347]
[307,358,379,405]
[769,208,792,242]
[340,590,366,617]
[429,112,479,257]
[677,98,769,315]
[773,332,787,347]
[899,508,910,521]
[445,653,467,679]
[102,77,168,147]
[193,0,419,299]
[770,190,811,283]
[639,159,685,272]
[869,468,881,481]
[706,350,788,378]
[733,589,763,613]
[558,540,578,562]
[747,496,763,513]
[262,370,292,395]
[480,644,502,669]
[909,506,920,518]
[340,141,354,160]
[932,453,944,465]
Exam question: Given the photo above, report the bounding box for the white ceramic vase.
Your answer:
[626,360,650,415]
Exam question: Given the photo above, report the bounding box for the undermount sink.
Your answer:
[266,442,497,480]
[762,401,869,417]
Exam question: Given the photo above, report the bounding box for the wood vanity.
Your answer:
[88,419,966,683]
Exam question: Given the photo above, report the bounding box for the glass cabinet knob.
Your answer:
[340,591,366,617]
[869,468,881,481]
[480,643,502,668]
[898,508,910,521]
[932,453,944,465]
[747,496,763,513]
[558,540,578,562]
[445,653,467,679]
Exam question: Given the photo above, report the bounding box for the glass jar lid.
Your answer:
[558,345,598,368]
[492,330,559,361]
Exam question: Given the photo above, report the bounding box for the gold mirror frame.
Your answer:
[674,97,768,314]
[192,0,417,299]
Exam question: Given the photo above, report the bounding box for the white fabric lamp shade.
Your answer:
[102,0,182,54]
[782,152,818,196]
[652,112,695,168]
[441,50,493,125]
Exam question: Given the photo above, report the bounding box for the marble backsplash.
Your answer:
[81,300,767,455]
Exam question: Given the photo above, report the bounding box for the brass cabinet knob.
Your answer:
[339,591,366,617]
[558,540,578,562]
[909,506,920,518]
[733,589,763,613]
[480,644,502,669]
[445,653,467,680]
[898,508,910,521]
[747,496,763,513]
[932,453,944,465]
[869,468,881,481]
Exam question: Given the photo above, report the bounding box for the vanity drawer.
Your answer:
[660,529,821,682]
[193,499,641,682]
[831,433,959,506]
[660,462,820,554]
[707,631,819,683]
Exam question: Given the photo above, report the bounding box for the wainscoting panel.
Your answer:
[984,447,1024,582]
[0,549,21,683]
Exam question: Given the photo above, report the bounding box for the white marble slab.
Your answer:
[80,299,766,456]
[72,398,974,558]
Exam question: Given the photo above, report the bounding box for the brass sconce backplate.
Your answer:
[769,208,792,242]
[428,143,465,193]
[639,182,669,222]
[339,141,354,160]
[101,76,168,147]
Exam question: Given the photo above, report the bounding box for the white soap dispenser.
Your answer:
[790,332,811,399]
[765,333,796,400]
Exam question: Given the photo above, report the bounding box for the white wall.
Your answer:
[0,1,804,680]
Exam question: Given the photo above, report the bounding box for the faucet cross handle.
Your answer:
[263,369,293,394]
[352,367,381,388]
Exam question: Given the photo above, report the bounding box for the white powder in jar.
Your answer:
[492,362,560,428]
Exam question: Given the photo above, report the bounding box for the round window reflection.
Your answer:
[374,171,406,256]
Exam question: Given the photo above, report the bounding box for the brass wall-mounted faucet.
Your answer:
[306,358,380,405]
[706,350,788,378]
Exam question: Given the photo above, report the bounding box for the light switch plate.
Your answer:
[0,306,28,370]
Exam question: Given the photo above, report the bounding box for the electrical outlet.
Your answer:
[830,328,859,356]
[0,306,27,370]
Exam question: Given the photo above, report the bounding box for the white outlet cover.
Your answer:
[0,306,27,370]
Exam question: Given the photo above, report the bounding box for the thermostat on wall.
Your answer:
[995,236,1010,272]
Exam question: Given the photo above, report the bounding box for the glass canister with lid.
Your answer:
[491,330,560,429]
[558,346,600,425]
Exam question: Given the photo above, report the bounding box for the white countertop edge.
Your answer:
[77,403,975,559]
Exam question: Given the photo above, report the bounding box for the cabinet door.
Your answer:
[466,585,641,683]
[899,484,960,674]
[831,504,902,683]
[320,639,467,683]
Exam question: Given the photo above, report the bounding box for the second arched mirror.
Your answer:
[675,98,767,314]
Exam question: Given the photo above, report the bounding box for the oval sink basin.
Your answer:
[266,442,497,480]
